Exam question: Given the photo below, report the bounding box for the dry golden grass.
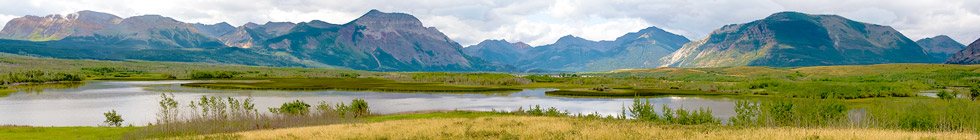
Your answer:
[198,116,979,140]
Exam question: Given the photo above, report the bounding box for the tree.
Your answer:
[937,90,955,100]
[104,110,124,127]
[971,85,980,101]
[269,100,311,115]
[350,99,370,117]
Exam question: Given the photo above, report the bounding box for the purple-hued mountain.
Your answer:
[945,37,980,64]
[259,10,507,71]
[0,10,122,41]
[0,10,509,71]
[467,26,690,72]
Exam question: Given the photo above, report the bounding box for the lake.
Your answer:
[0,81,740,126]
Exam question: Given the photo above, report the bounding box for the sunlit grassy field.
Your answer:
[545,88,736,97]
[0,126,137,140]
[203,115,979,140]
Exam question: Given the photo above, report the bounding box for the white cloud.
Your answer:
[0,0,977,46]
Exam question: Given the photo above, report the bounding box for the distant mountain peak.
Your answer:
[918,35,966,63]
[929,35,955,40]
[353,10,423,28]
[557,35,585,42]
[243,22,260,28]
[214,22,231,26]
[512,42,530,49]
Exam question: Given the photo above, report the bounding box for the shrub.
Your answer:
[971,85,980,101]
[336,99,370,117]
[270,100,311,115]
[158,93,179,124]
[628,98,658,121]
[623,98,718,125]
[338,73,360,78]
[590,85,612,91]
[104,110,124,127]
[190,71,241,79]
[937,90,954,100]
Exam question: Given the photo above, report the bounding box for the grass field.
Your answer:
[545,88,736,97]
[0,125,137,140]
[201,113,979,140]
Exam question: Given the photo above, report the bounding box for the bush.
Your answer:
[403,73,531,86]
[937,90,954,100]
[270,100,311,115]
[190,71,241,79]
[628,98,658,121]
[971,85,980,100]
[590,85,612,91]
[104,110,124,127]
[336,99,370,117]
[338,73,360,78]
[624,98,718,125]
[2,71,84,84]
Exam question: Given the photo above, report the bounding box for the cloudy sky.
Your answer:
[0,0,978,46]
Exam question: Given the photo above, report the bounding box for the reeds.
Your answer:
[124,94,369,139]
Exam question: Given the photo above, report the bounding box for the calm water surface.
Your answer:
[0,81,740,126]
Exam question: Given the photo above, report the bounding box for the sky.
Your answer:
[0,0,978,46]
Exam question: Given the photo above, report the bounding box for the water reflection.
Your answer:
[0,81,739,126]
[8,82,85,94]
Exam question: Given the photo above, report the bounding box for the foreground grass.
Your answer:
[203,114,979,139]
[180,78,521,93]
[0,126,137,140]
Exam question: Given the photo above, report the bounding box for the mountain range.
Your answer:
[0,10,974,72]
[466,27,690,72]
[0,10,507,71]
[659,11,934,68]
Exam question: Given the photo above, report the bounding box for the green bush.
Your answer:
[624,98,718,125]
[335,99,370,117]
[104,110,124,127]
[269,100,311,115]
[338,73,360,78]
[937,90,954,100]
[404,73,531,86]
[628,98,658,121]
[971,85,980,100]
[190,71,241,79]
[2,71,84,84]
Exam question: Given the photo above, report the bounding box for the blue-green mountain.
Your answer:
[0,10,509,72]
[466,27,690,72]
[659,11,933,67]
[916,35,965,63]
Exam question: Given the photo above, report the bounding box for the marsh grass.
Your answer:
[180,78,521,93]
[0,125,137,140]
[729,98,980,132]
[545,88,735,97]
[124,94,368,139]
[7,81,83,94]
